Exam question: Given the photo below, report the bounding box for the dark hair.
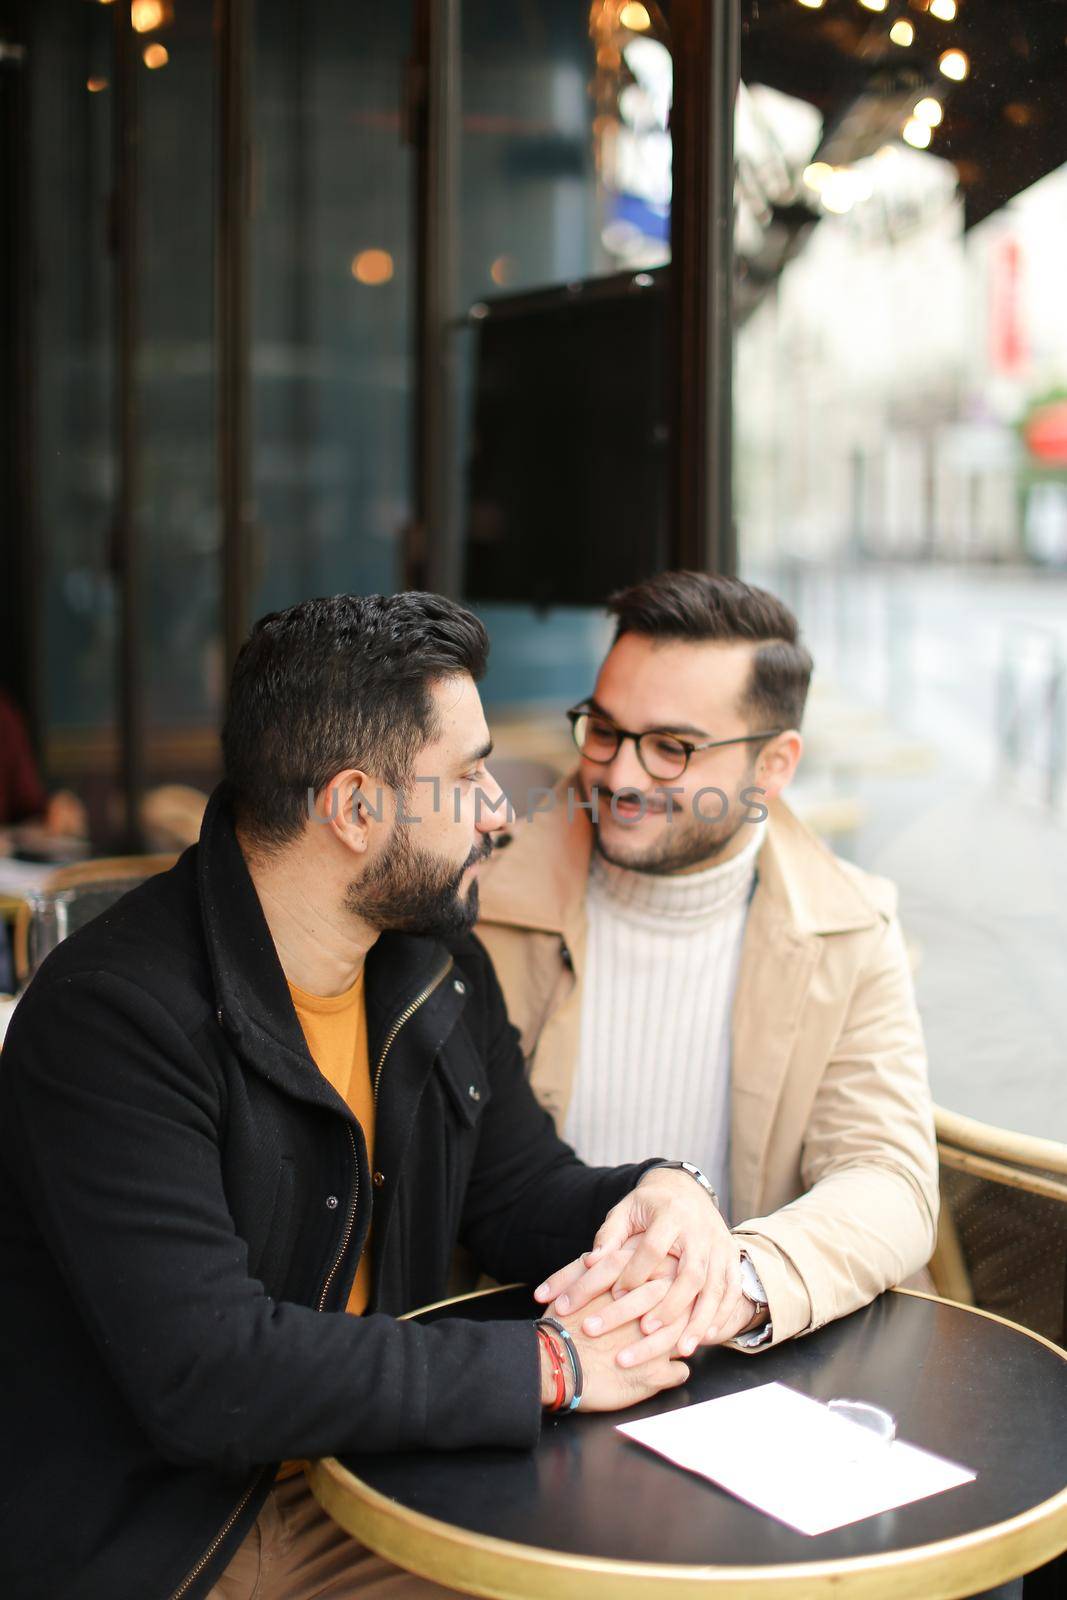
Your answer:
[222,592,489,851]
[606,570,813,732]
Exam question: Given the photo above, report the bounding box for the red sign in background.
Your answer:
[1025,402,1067,465]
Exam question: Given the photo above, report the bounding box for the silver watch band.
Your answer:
[651,1160,720,1212]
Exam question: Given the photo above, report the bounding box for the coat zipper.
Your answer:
[316,952,452,1310]
[168,1470,266,1600]
[169,953,456,1598]
[372,954,454,1104]
[317,1122,359,1311]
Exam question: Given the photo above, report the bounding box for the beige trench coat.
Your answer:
[476,778,939,1347]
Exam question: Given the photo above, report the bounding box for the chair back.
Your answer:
[930,1106,1067,1348]
[12,854,178,987]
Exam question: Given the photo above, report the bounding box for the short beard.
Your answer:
[586,778,754,877]
[344,810,489,938]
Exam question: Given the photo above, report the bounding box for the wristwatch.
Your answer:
[739,1251,769,1306]
[650,1160,720,1211]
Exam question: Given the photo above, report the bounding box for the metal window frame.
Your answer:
[0,5,38,735]
[217,0,253,678]
[669,0,739,578]
[113,0,146,848]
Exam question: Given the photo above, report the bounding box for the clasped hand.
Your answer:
[534,1168,763,1384]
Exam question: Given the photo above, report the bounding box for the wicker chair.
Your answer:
[12,854,178,987]
[930,1106,1067,1349]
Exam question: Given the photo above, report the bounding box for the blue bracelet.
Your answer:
[536,1316,584,1412]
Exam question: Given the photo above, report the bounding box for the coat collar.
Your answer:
[195,785,463,1111]
[478,771,886,942]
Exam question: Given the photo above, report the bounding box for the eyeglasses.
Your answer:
[566,705,784,781]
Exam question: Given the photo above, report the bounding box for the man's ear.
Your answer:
[315,769,377,856]
[754,731,803,800]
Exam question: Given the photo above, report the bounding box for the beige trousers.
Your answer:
[206,1472,468,1599]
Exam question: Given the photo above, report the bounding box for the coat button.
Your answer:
[453,978,466,995]
[372,1170,386,1188]
[560,942,573,971]
[468,1084,481,1102]
[325,1195,339,1210]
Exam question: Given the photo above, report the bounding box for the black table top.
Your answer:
[314,1287,1067,1596]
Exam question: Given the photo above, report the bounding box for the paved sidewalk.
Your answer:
[844,771,1067,1141]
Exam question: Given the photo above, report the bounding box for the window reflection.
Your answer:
[459,2,673,704]
[249,0,413,616]
[29,2,117,751]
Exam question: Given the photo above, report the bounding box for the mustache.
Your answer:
[463,836,494,870]
[589,784,671,815]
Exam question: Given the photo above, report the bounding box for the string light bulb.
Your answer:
[889,20,914,46]
[618,2,651,30]
[914,97,944,127]
[929,0,957,20]
[803,162,834,192]
[857,0,888,13]
[131,0,169,31]
[142,42,168,68]
[902,118,932,149]
[796,0,826,9]
[939,48,970,80]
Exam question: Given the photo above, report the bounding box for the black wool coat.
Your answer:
[0,787,655,1600]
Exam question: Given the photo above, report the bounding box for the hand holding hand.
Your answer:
[538,1287,690,1413]
[534,1167,747,1358]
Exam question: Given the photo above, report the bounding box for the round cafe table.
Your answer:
[308,1285,1067,1600]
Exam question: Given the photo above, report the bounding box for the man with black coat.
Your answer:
[0,593,732,1600]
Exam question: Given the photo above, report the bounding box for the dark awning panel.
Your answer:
[741,0,1067,231]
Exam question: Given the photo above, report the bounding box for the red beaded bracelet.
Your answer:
[537,1326,567,1412]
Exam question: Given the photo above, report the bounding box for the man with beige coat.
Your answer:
[479,570,938,1353]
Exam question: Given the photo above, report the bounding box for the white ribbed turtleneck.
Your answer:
[563,820,766,1218]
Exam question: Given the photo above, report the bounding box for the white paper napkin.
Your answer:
[617,1382,976,1537]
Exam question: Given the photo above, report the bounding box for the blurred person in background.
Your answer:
[0,686,87,853]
